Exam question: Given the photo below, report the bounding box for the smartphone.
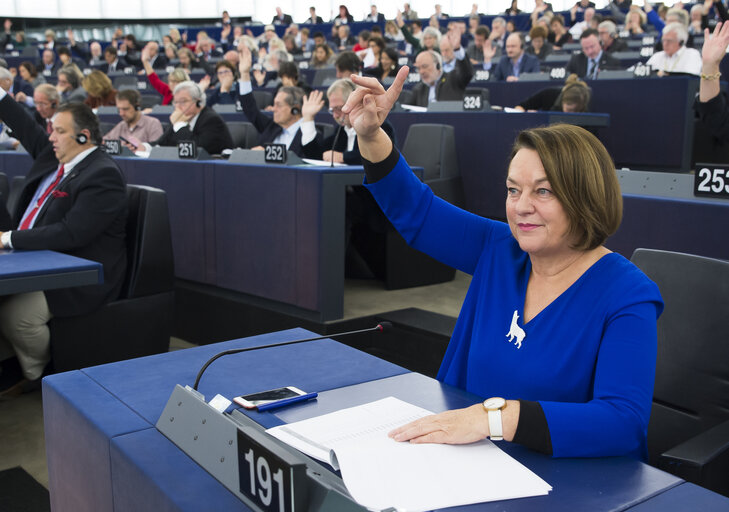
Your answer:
[119,135,138,150]
[233,386,307,409]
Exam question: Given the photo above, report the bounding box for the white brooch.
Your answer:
[506,310,525,349]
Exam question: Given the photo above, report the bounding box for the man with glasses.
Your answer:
[300,78,395,165]
[56,67,86,104]
[647,22,701,76]
[237,44,310,156]
[200,61,241,107]
[411,29,474,106]
[32,84,60,135]
[147,80,233,154]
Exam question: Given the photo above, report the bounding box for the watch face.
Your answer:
[483,397,506,410]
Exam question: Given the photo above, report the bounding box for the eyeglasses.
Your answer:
[328,106,343,114]
[217,69,232,76]
[172,98,194,106]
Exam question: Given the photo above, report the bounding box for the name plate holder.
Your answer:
[156,385,371,512]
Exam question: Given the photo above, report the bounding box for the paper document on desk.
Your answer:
[266,396,551,511]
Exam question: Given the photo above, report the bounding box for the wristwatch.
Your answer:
[483,397,506,441]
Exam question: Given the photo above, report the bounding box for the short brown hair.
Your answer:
[510,124,622,250]
[529,26,548,40]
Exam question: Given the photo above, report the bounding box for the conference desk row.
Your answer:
[42,329,729,511]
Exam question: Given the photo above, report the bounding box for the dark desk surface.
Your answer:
[0,249,103,296]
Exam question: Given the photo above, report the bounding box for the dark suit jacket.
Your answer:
[411,56,475,107]
[565,52,620,78]
[0,94,128,317]
[604,38,628,53]
[149,53,169,70]
[240,90,307,156]
[11,77,34,97]
[302,120,396,164]
[152,105,233,155]
[492,53,541,81]
[305,16,324,24]
[99,57,129,74]
[272,14,294,25]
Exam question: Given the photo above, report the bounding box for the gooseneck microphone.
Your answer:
[193,322,392,390]
[330,124,343,167]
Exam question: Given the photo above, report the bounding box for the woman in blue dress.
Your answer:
[341,68,663,459]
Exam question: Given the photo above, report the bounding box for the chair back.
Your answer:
[0,172,8,202]
[401,124,459,181]
[227,121,258,149]
[631,248,729,466]
[122,185,174,299]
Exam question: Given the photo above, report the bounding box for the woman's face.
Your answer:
[169,79,179,90]
[179,52,190,66]
[315,46,326,62]
[532,37,544,50]
[369,41,381,56]
[19,66,30,81]
[380,52,394,70]
[423,34,436,49]
[506,148,572,258]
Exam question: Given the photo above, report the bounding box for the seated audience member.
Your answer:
[82,70,117,109]
[398,13,441,56]
[365,4,386,22]
[364,47,400,83]
[56,46,80,69]
[433,3,450,19]
[336,51,362,78]
[526,26,553,61]
[363,35,386,69]
[104,89,163,151]
[384,21,404,42]
[56,66,87,104]
[0,67,34,108]
[282,34,302,56]
[19,62,45,88]
[32,84,59,134]
[353,29,370,53]
[272,6,293,25]
[411,31,474,106]
[333,24,355,51]
[306,6,324,24]
[67,30,104,67]
[196,37,223,61]
[177,47,201,71]
[333,5,355,24]
[468,26,501,65]
[569,7,595,38]
[40,49,61,75]
[237,45,309,155]
[340,68,663,460]
[103,89,163,148]
[549,14,573,48]
[624,8,646,36]
[310,43,337,69]
[270,61,312,99]
[101,46,128,74]
[439,32,462,73]
[598,20,628,53]
[688,4,709,35]
[201,61,241,107]
[42,29,56,50]
[696,22,729,142]
[142,41,169,70]
[530,0,554,29]
[490,16,510,51]
[148,81,232,154]
[299,28,315,52]
[566,29,619,79]
[163,43,177,61]
[514,74,591,112]
[0,98,128,398]
[646,23,701,76]
[142,45,190,106]
[485,33,540,81]
[402,2,419,20]
[301,78,396,164]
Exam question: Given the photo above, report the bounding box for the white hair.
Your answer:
[173,80,205,107]
[663,22,688,45]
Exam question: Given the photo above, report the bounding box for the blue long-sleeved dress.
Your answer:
[364,152,663,459]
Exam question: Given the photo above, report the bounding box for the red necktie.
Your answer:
[19,165,65,230]
[46,120,52,135]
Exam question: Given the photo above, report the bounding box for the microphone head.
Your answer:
[377,321,393,332]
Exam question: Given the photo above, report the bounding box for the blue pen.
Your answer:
[255,392,318,412]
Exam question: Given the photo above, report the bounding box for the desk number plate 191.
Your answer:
[264,143,288,164]
[694,166,729,198]
[238,429,305,512]
[178,140,197,159]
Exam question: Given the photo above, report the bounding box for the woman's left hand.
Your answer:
[388,404,490,444]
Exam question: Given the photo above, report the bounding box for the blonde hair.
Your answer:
[82,70,114,97]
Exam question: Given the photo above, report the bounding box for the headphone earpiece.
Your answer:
[51,102,57,108]
[75,133,88,144]
[291,106,301,116]
[435,60,441,71]
[195,99,201,107]
[135,103,141,111]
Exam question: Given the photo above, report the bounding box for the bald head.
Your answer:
[505,33,523,60]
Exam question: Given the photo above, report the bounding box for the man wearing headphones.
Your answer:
[237,44,309,155]
[487,32,540,81]
[411,29,474,107]
[597,21,627,53]
[103,89,163,148]
[646,22,702,77]
[565,28,619,79]
[148,80,233,155]
[0,94,128,398]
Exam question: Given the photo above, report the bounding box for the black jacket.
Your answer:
[153,105,233,155]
